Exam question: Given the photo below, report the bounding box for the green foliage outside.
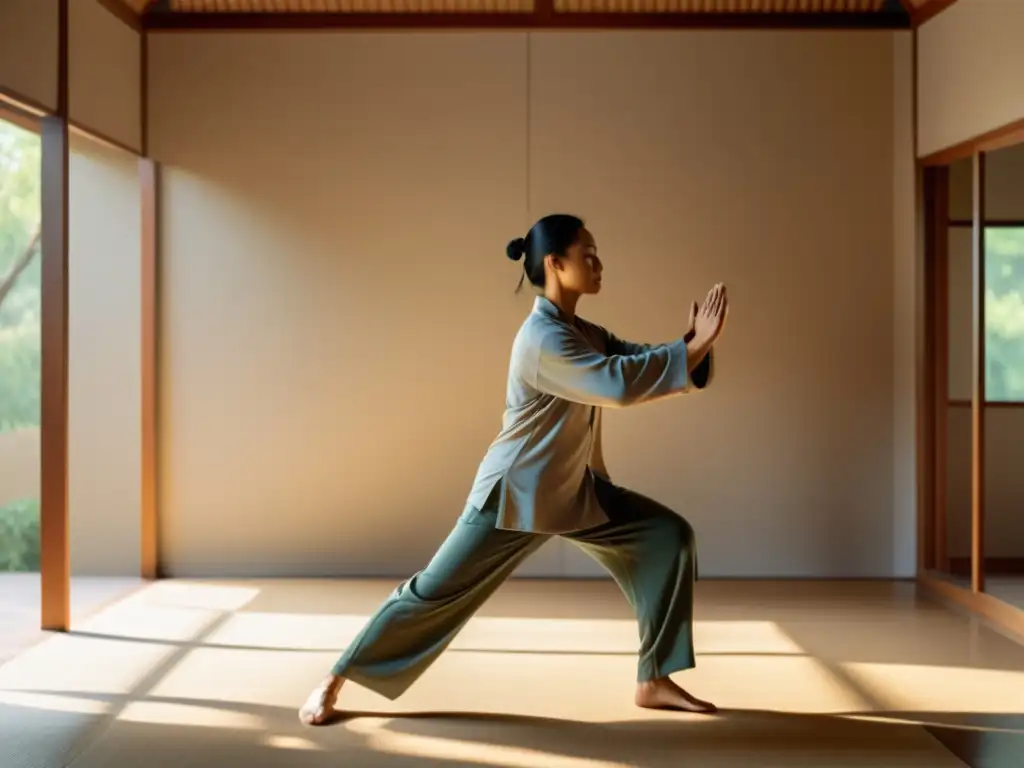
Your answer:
[985,228,1024,401]
[0,118,42,572]
[0,498,39,571]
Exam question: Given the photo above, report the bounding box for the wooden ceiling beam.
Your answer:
[96,0,144,31]
[143,9,911,30]
[895,0,959,27]
[912,0,958,26]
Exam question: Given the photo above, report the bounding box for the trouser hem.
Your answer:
[331,665,411,702]
[637,652,696,682]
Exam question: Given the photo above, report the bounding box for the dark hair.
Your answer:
[506,214,584,293]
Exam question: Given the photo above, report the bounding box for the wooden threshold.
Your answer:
[143,10,911,30]
[919,572,1024,643]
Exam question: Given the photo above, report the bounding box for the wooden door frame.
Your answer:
[917,134,1024,640]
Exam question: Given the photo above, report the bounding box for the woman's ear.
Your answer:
[544,253,561,272]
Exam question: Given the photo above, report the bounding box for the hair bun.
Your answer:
[506,237,526,262]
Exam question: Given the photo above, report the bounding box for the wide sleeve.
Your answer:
[532,326,691,408]
[689,347,714,390]
[605,328,714,391]
[604,330,656,356]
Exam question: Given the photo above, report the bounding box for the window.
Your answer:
[986,227,1024,402]
[0,115,41,572]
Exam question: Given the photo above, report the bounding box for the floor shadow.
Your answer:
[365,707,1024,767]
[125,577,1024,675]
[8,578,1024,768]
[12,691,1024,768]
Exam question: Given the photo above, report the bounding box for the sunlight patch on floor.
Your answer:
[262,734,324,751]
[0,635,177,696]
[1,579,1017,768]
[118,700,265,730]
[200,611,804,655]
[347,717,632,768]
[0,689,108,715]
[132,581,262,612]
[840,662,1024,714]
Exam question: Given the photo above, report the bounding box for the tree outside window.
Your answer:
[986,228,1024,402]
[0,117,41,572]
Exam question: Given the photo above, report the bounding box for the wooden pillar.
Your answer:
[40,0,71,632]
[971,151,986,594]
[139,28,160,580]
[140,157,158,579]
[920,165,948,575]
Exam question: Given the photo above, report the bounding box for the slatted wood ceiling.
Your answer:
[131,0,898,10]
[560,0,886,12]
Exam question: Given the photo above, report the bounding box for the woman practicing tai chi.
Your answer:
[300,214,728,725]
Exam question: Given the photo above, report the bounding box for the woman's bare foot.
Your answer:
[299,675,345,726]
[635,678,717,713]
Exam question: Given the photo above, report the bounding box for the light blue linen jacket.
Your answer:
[466,296,713,533]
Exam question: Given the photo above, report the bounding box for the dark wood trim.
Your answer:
[918,167,935,574]
[919,572,1024,643]
[920,116,1024,167]
[68,121,142,157]
[971,151,985,595]
[0,85,51,118]
[913,0,958,27]
[140,158,158,580]
[143,10,911,31]
[934,167,949,574]
[141,30,149,158]
[95,0,143,31]
[950,219,1024,228]
[911,22,918,159]
[912,26,927,576]
[40,0,71,634]
[923,166,949,574]
[950,557,1024,577]
[0,102,42,134]
[947,399,1024,408]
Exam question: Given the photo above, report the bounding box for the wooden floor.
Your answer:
[1,578,1023,767]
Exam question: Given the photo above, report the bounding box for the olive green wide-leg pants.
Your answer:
[331,477,698,700]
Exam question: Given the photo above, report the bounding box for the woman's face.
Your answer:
[553,227,603,295]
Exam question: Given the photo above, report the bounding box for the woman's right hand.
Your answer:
[693,283,728,346]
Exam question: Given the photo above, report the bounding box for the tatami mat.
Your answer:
[3,579,1023,767]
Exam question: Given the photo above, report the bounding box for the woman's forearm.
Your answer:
[686,334,714,373]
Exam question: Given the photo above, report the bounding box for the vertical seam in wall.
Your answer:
[912,27,918,160]
[910,25,919,579]
[525,31,531,228]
